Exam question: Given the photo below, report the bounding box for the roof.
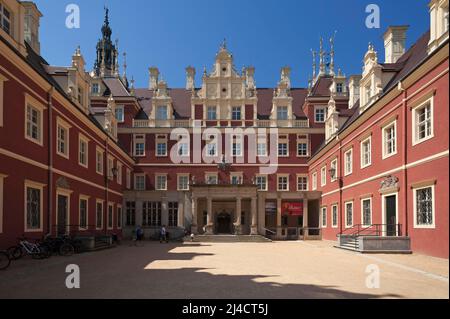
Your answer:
[102,77,130,97]
[310,76,333,97]
[134,87,308,119]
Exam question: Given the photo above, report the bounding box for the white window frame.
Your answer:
[321,207,327,228]
[133,134,146,157]
[314,106,326,123]
[330,159,338,182]
[177,174,190,191]
[116,162,122,185]
[345,201,354,228]
[24,94,46,146]
[95,200,103,230]
[232,140,243,157]
[207,106,217,120]
[24,180,45,232]
[79,195,89,231]
[361,197,373,227]
[297,140,309,157]
[257,142,267,157]
[156,135,168,157]
[156,105,168,120]
[155,174,168,191]
[78,134,89,168]
[205,173,218,185]
[134,174,146,191]
[296,175,308,191]
[277,174,289,192]
[230,173,243,185]
[382,120,397,159]
[255,175,268,191]
[321,166,327,187]
[413,184,436,229]
[107,202,114,230]
[412,97,434,146]
[0,74,8,127]
[96,147,104,175]
[344,148,353,176]
[56,117,71,159]
[107,156,114,181]
[115,105,125,123]
[232,106,242,120]
[312,172,317,191]
[117,204,123,229]
[277,106,288,120]
[0,2,12,36]
[331,204,338,228]
[360,136,372,169]
[278,142,289,157]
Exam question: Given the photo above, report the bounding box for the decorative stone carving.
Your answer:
[379,175,399,193]
[56,177,70,189]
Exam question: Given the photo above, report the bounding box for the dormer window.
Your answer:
[156,105,167,120]
[115,105,124,123]
[92,83,100,94]
[277,106,288,120]
[0,3,11,35]
[336,83,343,93]
[77,87,83,105]
[314,106,326,123]
[444,4,449,33]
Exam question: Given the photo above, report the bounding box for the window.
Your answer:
[321,207,327,228]
[278,142,288,157]
[107,203,114,229]
[168,202,178,227]
[25,182,43,231]
[257,142,267,157]
[142,202,161,226]
[156,135,168,157]
[57,120,70,158]
[0,3,11,35]
[312,172,317,190]
[297,175,308,191]
[156,105,168,120]
[360,136,372,168]
[178,142,189,157]
[277,175,289,191]
[207,142,217,157]
[413,99,433,144]
[344,149,353,176]
[134,174,146,191]
[256,175,267,191]
[205,174,218,185]
[207,106,217,120]
[321,166,327,187]
[345,201,353,228]
[126,202,136,226]
[383,121,397,158]
[133,134,145,157]
[330,159,338,182]
[178,174,189,191]
[25,104,42,145]
[231,174,243,185]
[361,198,372,227]
[232,142,242,157]
[96,148,104,175]
[77,87,84,105]
[336,83,343,93]
[0,74,8,127]
[116,105,124,123]
[155,174,167,191]
[107,156,114,180]
[79,197,88,230]
[96,200,103,230]
[277,106,288,120]
[315,106,326,123]
[126,169,131,189]
[79,135,89,168]
[297,142,308,157]
[117,205,122,229]
[232,107,241,120]
[414,185,435,228]
[116,163,122,185]
[92,83,100,94]
[332,205,338,228]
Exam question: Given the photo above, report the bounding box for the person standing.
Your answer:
[135,225,144,246]
[160,225,167,243]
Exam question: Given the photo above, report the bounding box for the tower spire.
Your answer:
[329,31,337,76]
[311,49,317,82]
[319,37,326,76]
[94,7,118,77]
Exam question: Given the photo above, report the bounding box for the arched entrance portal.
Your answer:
[216,211,232,234]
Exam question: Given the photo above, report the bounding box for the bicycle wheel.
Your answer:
[0,252,11,270]
[59,243,74,256]
[7,246,23,260]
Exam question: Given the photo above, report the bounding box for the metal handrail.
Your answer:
[338,224,402,238]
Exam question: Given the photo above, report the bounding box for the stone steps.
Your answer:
[189,235,272,243]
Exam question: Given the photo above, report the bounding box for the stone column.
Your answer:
[234,196,242,234]
[178,194,185,228]
[250,196,258,235]
[161,198,169,227]
[205,197,214,234]
[276,197,282,237]
[136,200,143,227]
[303,197,309,238]
[191,197,198,234]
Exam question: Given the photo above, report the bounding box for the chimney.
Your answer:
[383,26,409,63]
[22,2,43,55]
[185,66,195,90]
[348,75,362,108]
[281,66,291,89]
[149,67,159,90]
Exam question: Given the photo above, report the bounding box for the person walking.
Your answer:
[160,225,168,243]
[135,225,144,246]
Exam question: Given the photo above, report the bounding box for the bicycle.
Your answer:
[0,251,11,270]
[7,237,51,260]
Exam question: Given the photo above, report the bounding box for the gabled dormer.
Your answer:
[104,94,118,140]
[428,0,449,53]
[0,0,29,56]
[68,47,91,114]
[150,79,174,125]
[270,67,293,124]
[359,44,383,111]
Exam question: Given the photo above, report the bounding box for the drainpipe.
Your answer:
[105,135,109,236]
[337,135,343,235]
[400,81,408,237]
[46,87,54,237]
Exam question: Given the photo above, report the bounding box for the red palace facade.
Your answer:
[0,0,448,258]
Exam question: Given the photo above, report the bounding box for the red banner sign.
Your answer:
[282,202,303,216]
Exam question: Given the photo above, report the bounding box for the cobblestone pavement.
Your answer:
[0,240,448,299]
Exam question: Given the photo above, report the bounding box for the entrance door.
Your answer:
[385,195,397,236]
[217,213,232,234]
[57,195,68,236]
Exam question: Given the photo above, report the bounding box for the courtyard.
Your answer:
[0,240,448,299]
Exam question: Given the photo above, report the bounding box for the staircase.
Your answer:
[189,235,272,243]
[335,236,360,252]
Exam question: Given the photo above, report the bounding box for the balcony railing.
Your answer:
[132,119,309,128]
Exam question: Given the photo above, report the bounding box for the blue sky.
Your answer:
[33,0,430,89]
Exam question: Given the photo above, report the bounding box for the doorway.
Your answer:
[384,194,397,236]
[57,194,69,236]
[216,212,232,234]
